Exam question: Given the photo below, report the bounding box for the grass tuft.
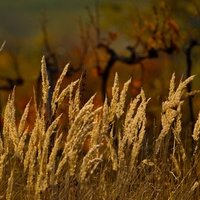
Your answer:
[0,58,199,199]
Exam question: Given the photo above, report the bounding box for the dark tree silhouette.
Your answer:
[0,41,24,91]
[185,39,200,125]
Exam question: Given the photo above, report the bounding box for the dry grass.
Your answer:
[0,58,200,200]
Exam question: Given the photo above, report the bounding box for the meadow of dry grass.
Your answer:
[0,57,200,200]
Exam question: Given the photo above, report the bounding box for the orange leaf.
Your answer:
[167,19,179,35]
[108,31,119,41]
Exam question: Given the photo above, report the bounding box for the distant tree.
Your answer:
[0,41,23,91]
[67,0,200,128]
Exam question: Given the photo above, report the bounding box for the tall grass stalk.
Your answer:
[0,58,199,199]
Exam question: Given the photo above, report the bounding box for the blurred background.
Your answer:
[0,0,200,133]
